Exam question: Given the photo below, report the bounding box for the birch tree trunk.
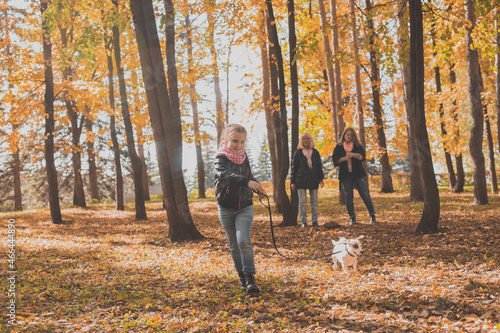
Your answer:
[350,0,365,147]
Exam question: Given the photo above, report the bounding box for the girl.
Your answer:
[290,133,324,227]
[214,124,266,294]
[332,127,376,225]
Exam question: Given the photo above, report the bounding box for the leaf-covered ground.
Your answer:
[1,188,499,332]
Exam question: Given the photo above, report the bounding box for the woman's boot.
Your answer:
[370,214,376,224]
[238,272,246,290]
[349,215,356,226]
[244,272,260,294]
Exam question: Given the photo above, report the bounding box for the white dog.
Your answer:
[332,236,364,273]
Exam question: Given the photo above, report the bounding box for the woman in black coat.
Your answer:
[332,127,376,225]
[290,133,324,227]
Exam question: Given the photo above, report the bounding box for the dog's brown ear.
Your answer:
[356,235,364,240]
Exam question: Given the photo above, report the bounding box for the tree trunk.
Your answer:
[366,0,394,193]
[496,6,500,159]
[184,7,206,199]
[206,2,224,145]
[112,8,147,220]
[466,0,488,205]
[409,0,440,233]
[130,0,203,241]
[330,0,344,135]
[137,126,151,201]
[396,0,423,201]
[484,103,498,194]
[106,45,125,211]
[42,0,63,224]
[431,22,456,191]
[85,117,100,202]
[317,0,338,140]
[350,0,365,147]
[13,146,22,211]
[449,64,465,193]
[59,27,86,208]
[266,0,296,226]
[259,10,279,209]
[287,0,299,223]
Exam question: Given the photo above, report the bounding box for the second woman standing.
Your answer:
[290,133,324,227]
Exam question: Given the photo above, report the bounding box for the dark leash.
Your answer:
[258,194,345,261]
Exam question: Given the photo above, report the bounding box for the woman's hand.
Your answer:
[346,152,361,160]
[319,180,324,188]
[248,180,267,197]
[291,184,296,191]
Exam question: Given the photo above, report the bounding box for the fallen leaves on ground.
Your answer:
[0,188,499,332]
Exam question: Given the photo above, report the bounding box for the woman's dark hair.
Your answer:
[340,127,361,147]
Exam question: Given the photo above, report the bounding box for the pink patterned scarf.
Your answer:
[218,146,247,165]
[343,141,354,172]
[302,148,313,169]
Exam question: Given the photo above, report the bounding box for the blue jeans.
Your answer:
[340,176,375,218]
[297,189,318,225]
[218,205,255,273]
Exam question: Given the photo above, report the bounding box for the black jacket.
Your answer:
[332,143,367,180]
[214,154,256,210]
[290,149,324,189]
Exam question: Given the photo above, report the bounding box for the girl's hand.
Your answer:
[248,180,267,197]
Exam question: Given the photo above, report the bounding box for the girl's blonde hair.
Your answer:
[297,132,315,149]
[219,124,247,149]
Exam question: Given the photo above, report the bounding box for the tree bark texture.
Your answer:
[431,24,456,191]
[259,10,279,208]
[206,3,224,145]
[287,0,299,223]
[184,7,206,198]
[112,16,147,220]
[13,147,22,211]
[60,27,86,208]
[330,0,344,135]
[85,117,101,202]
[106,50,125,211]
[409,0,440,233]
[350,0,365,148]
[496,6,500,160]
[137,126,151,201]
[266,0,296,226]
[317,0,338,140]
[483,104,498,194]
[130,0,203,241]
[396,0,423,201]
[466,0,488,205]
[449,64,465,193]
[42,0,63,224]
[366,0,394,193]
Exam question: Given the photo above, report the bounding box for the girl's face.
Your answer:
[344,130,355,143]
[302,136,311,149]
[227,131,247,154]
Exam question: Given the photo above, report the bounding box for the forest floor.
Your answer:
[0,187,499,332]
